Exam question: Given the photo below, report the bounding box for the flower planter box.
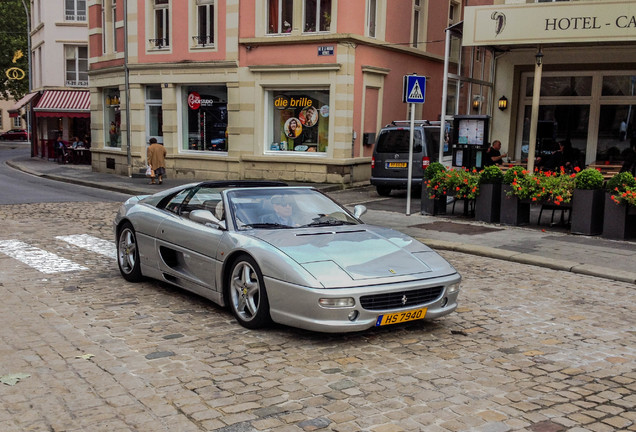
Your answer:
[421,186,447,216]
[570,188,604,236]
[475,183,501,223]
[601,192,636,240]
[500,185,530,226]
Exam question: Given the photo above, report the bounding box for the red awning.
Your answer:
[8,92,40,117]
[34,90,90,118]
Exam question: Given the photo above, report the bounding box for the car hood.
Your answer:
[251,227,455,286]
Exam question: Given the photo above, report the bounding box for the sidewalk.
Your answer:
[6,154,636,285]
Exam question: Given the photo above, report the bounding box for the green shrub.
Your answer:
[606,171,636,193]
[423,161,447,180]
[574,168,604,190]
[446,168,480,199]
[479,165,504,184]
[503,166,526,185]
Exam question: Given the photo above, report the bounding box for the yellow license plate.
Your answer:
[376,307,427,326]
[386,162,407,168]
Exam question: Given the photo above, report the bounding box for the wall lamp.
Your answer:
[535,47,544,67]
[472,96,481,110]
[498,96,508,111]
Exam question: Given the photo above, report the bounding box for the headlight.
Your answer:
[446,283,460,294]
[319,298,355,308]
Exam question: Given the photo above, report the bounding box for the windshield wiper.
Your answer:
[303,219,357,227]
[242,222,292,229]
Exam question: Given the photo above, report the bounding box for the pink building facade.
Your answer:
[89,0,461,184]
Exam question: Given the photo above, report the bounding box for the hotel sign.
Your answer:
[463,2,636,46]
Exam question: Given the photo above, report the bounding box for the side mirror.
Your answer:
[353,205,367,219]
[190,209,226,230]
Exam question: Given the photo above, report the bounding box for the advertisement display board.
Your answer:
[452,115,490,169]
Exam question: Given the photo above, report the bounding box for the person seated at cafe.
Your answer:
[620,139,636,176]
[71,136,84,149]
[537,139,574,171]
[483,140,507,166]
[55,135,68,163]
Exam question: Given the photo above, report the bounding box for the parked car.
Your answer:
[0,128,29,141]
[114,181,461,333]
[370,121,441,196]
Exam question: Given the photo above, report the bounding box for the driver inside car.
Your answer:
[261,195,297,226]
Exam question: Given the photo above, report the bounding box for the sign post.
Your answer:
[403,74,426,215]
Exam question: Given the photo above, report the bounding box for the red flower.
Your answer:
[574,166,581,173]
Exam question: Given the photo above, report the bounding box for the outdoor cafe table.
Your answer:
[69,147,91,165]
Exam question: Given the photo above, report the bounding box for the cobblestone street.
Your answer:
[0,202,634,432]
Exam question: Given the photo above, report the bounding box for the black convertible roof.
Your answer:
[197,180,288,188]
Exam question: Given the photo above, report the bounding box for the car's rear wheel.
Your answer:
[228,255,271,329]
[117,222,143,282]
[376,186,392,197]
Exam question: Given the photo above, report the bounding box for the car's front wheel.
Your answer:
[228,255,271,329]
[117,222,143,282]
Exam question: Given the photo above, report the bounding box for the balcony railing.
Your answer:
[65,14,87,22]
[149,38,170,48]
[66,79,89,87]
[192,35,214,47]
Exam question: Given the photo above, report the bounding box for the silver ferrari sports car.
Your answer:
[114,181,461,333]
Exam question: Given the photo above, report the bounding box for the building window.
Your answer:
[105,88,121,148]
[146,86,163,144]
[151,0,170,48]
[182,86,228,152]
[65,0,86,21]
[268,90,329,153]
[112,0,118,52]
[194,0,215,47]
[13,116,21,128]
[267,0,293,34]
[367,0,377,38]
[449,1,459,25]
[0,111,3,130]
[65,46,88,87]
[304,0,331,33]
[412,0,421,48]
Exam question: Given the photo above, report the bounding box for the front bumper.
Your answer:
[265,273,461,333]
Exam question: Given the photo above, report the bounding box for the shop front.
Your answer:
[462,1,636,168]
[32,90,91,159]
[182,86,228,152]
[267,90,329,154]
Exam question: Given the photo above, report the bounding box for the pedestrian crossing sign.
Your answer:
[403,75,426,103]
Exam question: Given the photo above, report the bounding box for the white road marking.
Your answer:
[56,234,117,259]
[0,240,89,274]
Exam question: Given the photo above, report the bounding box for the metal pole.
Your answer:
[527,48,543,174]
[406,102,415,215]
[439,27,451,163]
[124,0,132,176]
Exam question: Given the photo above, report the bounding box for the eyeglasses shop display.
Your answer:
[270,90,329,153]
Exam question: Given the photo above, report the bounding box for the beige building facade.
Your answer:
[89,0,461,185]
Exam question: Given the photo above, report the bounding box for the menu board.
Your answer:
[457,119,486,146]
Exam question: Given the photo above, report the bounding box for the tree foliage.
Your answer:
[0,0,29,101]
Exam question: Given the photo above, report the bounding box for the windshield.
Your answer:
[376,129,422,153]
[226,188,360,230]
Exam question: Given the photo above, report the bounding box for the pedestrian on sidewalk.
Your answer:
[147,138,166,185]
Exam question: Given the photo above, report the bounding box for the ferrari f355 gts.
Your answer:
[114,181,461,333]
